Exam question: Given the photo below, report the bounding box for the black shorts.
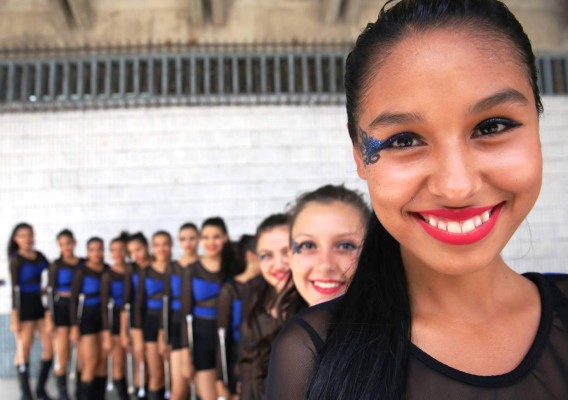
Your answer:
[80,305,102,335]
[54,296,71,327]
[143,309,161,343]
[19,292,45,322]
[129,303,142,329]
[104,304,122,336]
[193,317,217,371]
[170,313,186,351]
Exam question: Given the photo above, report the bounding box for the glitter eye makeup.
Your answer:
[291,242,301,254]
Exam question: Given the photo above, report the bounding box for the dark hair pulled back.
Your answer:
[308,1,541,399]
[201,217,240,281]
[7,222,34,259]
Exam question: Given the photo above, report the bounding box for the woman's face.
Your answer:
[290,201,365,306]
[14,227,34,252]
[87,241,104,264]
[257,226,291,293]
[354,28,542,276]
[179,228,199,255]
[127,240,149,265]
[110,241,126,263]
[57,235,76,259]
[152,235,172,262]
[200,226,227,257]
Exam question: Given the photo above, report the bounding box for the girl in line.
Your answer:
[135,231,172,400]
[101,234,130,400]
[266,1,568,398]
[217,234,260,399]
[239,214,292,400]
[123,232,153,399]
[287,184,370,307]
[181,217,240,400]
[48,229,83,400]
[8,223,54,400]
[163,222,200,400]
[70,237,108,399]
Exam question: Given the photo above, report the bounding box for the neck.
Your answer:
[404,251,522,324]
[62,255,77,264]
[153,260,168,272]
[179,252,198,266]
[201,254,221,272]
[86,261,103,271]
[18,249,35,257]
[112,262,126,273]
[236,264,259,283]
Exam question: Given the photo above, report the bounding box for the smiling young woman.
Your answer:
[265,1,568,399]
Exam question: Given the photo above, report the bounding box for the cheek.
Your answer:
[290,256,310,281]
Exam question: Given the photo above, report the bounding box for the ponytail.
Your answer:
[307,215,410,399]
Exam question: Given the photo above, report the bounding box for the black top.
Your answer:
[240,276,281,400]
[70,264,108,325]
[101,268,126,330]
[265,273,568,400]
[9,251,49,307]
[48,258,83,295]
[134,265,167,327]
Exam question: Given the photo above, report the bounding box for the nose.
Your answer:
[314,247,335,273]
[427,140,482,205]
[275,252,289,270]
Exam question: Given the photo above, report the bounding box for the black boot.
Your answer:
[93,376,107,399]
[55,374,70,400]
[16,364,33,400]
[147,388,165,400]
[114,378,129,400]
[75,370,82,399]
[78,381,94,400]
[36,359,54,400]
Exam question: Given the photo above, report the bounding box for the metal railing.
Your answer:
[0,44,566,111]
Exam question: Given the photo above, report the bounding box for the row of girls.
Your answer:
[8,183,371,400]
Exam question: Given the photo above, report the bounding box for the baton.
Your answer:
[69,293,84,381]
[124,303,135,395]
[137,361,146,398]
[186,314,196,400]
[46,287,60,372]
[218,327,229,387]
[106,299,115,392]
[163,295,171,399]
[14,286,26,372]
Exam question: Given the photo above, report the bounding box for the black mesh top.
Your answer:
[265,273,568,400]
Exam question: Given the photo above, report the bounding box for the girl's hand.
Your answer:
[102,331,112,353]
[120,330,130,349]
[70,326,80,344]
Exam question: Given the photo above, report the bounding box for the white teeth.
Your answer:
[447,221,461,234]
[313,281,341,289]
[421,208,494,234]
[461,219,476,233]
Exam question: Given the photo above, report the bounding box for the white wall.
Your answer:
[0,99,567,312]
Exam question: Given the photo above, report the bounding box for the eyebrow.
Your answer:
[367,88,529,131]
[469,88,529,114]
[369,111,424,130]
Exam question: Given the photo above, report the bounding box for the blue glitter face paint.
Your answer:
[291,242,301,254]
[358,127,418,166]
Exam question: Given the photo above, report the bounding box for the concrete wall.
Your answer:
[0,0,566,52]
[1,98,568,316]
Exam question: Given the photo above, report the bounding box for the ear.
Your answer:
[352,142,367,181]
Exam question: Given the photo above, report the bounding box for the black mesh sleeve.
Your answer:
[70,268,84,326]
[134,268,145,330]
[9,256,20,310]
[100,271,111,331]
[216,282,234,380]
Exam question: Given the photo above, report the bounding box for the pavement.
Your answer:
[0,377,125,399]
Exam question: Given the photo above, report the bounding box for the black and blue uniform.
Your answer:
[217,279,247,394]
[101,268,126,336]
[48,258,83,327]
[136,265,167,342]
[10,251,49,322]
[164,261,187,350]
[123,262,147,330]
[182,261,223,371]
[71,263,108,335]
